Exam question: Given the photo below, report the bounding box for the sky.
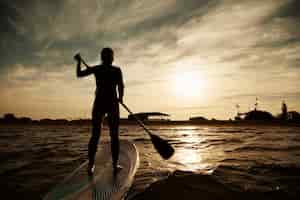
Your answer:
[0,0,299,120]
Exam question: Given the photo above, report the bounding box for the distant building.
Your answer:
[189,116,208,121]
[234,98,275,121]
[275,101,300,121]
[4,113,17,121]
[128,112,170,121]
[281,101,288,120]
[39,118,69,124]
[19,117,32,123]
[234,116,242,121]
[287,111,300,121]
[244,110,275,121]
[1,113,32,124]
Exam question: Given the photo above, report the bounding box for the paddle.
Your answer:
[74,53,91,69]
[76,54,175,159]
[120,102,175,160]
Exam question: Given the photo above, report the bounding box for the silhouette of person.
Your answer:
[74,47,124,175]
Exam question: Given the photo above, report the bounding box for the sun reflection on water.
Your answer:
[169,128,213,172]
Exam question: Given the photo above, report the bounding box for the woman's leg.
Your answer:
[107,104,120,171]
[88,102,104,168]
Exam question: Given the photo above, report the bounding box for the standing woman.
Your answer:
[74,48,124,176]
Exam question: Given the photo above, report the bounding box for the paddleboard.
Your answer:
[44,140,139,200]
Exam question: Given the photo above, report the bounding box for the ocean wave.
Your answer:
[168,140,188,145]
[149,128,204,131]
[213,162,300,193]
[255,131,264,134]
[292,137,300,142]
[1,125,300,199]
[214,164,249,172]
[134,138,150,142]
[132,169,299,200]
[248,163,300,175]
[215,162,300,177]
[226,145,300,152]
[220,158,253,163]
[0,160,34,176]
[203,138,243,144]
[0,134,24,139]
[213,129,247,133]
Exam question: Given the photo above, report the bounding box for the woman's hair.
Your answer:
[101,47,114,64]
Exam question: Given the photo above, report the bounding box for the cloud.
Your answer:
[1,0,299,70]
[0,0,218,70]
[0,0,299,119]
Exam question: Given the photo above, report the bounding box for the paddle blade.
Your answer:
[149,133,174,159]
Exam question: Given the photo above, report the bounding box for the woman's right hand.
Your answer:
[74,53,81,62]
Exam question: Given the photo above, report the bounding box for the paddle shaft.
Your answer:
[80,58,91,69]
[120,102,175,160]
[119,102,155,137]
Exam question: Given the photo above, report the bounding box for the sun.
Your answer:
[173,72,204,98]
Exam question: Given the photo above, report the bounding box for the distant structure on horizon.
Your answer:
[234,99,300,121]
[189,116,208,121]
[0,113,32,124]
[243,110,274,120]
[1,100,300,125]
[128,112,170,121]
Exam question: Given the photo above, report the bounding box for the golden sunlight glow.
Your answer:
[173,72,205,98]
[169,129,209,171]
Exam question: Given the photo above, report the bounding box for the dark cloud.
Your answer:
[0,0,219,74]
[0,0,65,72]
[198,0,299,73]
[273,0,300,18]
[1,0,299,72]
[1,0,300,118]
[220,52,254,63]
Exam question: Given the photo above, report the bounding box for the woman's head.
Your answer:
[101,47,114,64]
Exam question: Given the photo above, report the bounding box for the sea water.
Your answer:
[0,124,300,199]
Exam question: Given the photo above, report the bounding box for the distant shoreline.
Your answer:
[0,118,299,127]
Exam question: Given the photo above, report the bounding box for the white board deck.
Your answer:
[44,140,139,200]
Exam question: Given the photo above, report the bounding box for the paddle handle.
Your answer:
[77,55,91,69]
[81,59,91,69]
[120,102,154,137]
